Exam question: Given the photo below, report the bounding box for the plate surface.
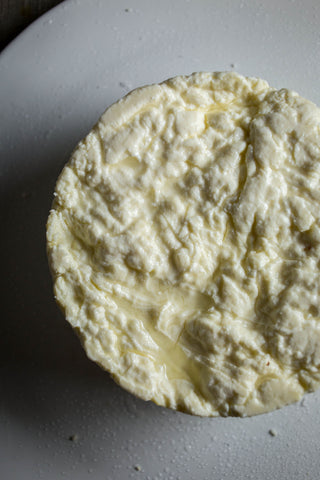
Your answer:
[1,1,320,479]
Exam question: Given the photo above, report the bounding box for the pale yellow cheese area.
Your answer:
[47,72,320,416]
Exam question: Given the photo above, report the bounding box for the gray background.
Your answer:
[1,1,320,479]
[1,0,62,50]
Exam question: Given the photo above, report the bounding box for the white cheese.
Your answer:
[47,72,320,416]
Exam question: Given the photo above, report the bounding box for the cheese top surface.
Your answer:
[47,72,320,416]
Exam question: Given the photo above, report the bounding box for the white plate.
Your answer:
[1,1,320,479]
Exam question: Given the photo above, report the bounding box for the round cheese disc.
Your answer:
[47,72,320,416]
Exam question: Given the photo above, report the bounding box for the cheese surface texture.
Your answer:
[47,72,320,416]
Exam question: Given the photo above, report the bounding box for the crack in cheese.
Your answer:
[47,72,320,416]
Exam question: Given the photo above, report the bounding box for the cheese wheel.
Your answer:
[47,72,320,416]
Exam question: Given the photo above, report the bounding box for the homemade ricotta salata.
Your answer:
[47,72,320,416]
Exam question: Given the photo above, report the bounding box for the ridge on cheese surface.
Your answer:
[47,72,320,417]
